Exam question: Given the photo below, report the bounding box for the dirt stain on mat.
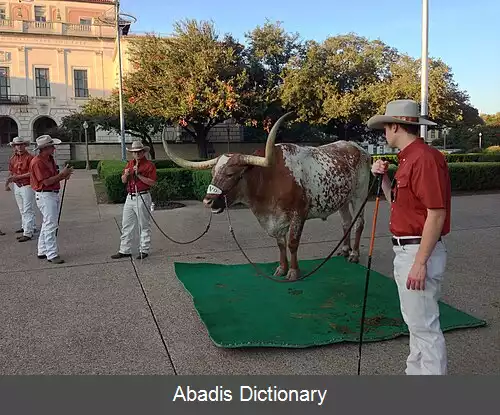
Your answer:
[215,283,225,288]
[364,316,404,329]
[321,297,335,309]
[288,289,303,296]
[291,313,330,320]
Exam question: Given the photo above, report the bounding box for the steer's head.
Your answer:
[161,112,295,213]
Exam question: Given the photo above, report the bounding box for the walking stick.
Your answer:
[56,179,68,237]
[357,173,384,375]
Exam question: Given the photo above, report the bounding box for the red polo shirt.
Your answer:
[125,159,157,193]
[29,155,60,191]
[9,151,34,187]
[390,138,451,237]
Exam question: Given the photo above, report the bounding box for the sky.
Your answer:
[119,0,500,115]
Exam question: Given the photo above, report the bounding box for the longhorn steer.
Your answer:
[163,112,372,281]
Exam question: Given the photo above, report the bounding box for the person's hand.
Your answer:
[124,168,131,176]
[371,159,389,176]
[61,164,73,179]
[406,261,427,290]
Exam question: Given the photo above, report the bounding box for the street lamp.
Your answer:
[479,132,482,149]
[83,120,90,170]
[420,0,430,142]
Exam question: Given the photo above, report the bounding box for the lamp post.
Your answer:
[420,0,430,143]
[83,121,90,170]
[479,132,482,149]
[115,0,126,161]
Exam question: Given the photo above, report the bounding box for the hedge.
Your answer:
[97,160,500,204]
[372,152,500,165]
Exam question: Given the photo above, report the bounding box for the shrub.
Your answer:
[367,162,500,195]
[371,152,500,165]
[98,159,500,204]
[192,170,213,200]
[485,145,500,153]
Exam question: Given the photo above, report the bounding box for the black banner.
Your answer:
[0,376,498,414]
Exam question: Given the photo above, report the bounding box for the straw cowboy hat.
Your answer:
[34,134,62,150]
[126,140,149,153]
[8,136,31,146]
[367,99,437,130]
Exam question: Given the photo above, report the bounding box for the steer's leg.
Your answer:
[338,203,353,259]
[274,235,289,277]
[286,216,305,281]
[348,198,365,263]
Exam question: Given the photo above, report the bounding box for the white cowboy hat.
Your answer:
[8,136,31,146]
[126,140,150,153]
[34,134,62,150]
[367,99,437,130]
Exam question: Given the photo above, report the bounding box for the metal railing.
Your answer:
[0,94,29,105]
[0,19,116,38]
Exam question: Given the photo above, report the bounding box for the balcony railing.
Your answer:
[0,94,29,105]
[0,19,117,38]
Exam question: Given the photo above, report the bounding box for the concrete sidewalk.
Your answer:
[0,169,498,375]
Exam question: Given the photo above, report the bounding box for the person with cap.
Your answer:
[29,135,73,264]
[367,99,451,375]
[111,141,157,260]
[5,136,37,242]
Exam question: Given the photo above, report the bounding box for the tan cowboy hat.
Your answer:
[8,136,31,146]
[126,140,150,153]
[34,134,62,150]
[367,99,437,130]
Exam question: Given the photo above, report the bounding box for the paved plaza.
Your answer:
[0,170,498,375]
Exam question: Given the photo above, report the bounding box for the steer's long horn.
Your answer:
[162,135,219,170]
[240,111,295,167]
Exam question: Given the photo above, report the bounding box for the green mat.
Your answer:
[174,257,487,348]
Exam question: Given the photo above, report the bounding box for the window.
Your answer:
[34,6,46,22]
[0,5,6,20]
[74,69,88,97]
[80,18,92,26]
[35,68,50,97]
[0,66,10,98]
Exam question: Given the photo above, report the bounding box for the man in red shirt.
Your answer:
[111,141,157,260]
[367,99,451,375]
[5,136,37,242]
[29,135,73,264]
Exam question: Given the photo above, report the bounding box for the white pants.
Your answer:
[13,184,36,237]
[119,192,152,255]
[393,238,448,375]
[35,191,60,260]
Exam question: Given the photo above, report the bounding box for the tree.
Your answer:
[121,19,259,158]
[60,96,165,159]
[243,20,306,130]
[481,112,500,127]
[280,33,481,141]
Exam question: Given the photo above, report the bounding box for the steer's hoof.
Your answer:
[286,269,300,281]
[338,246,351,258]
[348,252,360,263]
[274,265,288,277]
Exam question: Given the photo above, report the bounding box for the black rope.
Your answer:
[137,191,212,245]
[224,178,378,283]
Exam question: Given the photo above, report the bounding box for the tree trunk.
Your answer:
[141,135,156,159]
[194,128,208,159]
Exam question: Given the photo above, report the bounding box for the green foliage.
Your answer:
[97,158,500,204]
[372,152,500,166]
[192,170,213,200]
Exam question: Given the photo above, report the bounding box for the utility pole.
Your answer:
[420,0,429,143]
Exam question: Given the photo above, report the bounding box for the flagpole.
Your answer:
[420,0,429,142]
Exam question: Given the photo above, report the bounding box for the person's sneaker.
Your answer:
[48,256,65,264]
[38,254,47,259]
[15,228,23,234]
[17,236,32,242]
[0,230,5,236]
[111,252,132,259]
[136,253,149,260]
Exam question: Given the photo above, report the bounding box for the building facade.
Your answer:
[0,0,120,146]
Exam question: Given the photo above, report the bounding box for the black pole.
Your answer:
[56,179,68,236]
[357,173,383,375]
